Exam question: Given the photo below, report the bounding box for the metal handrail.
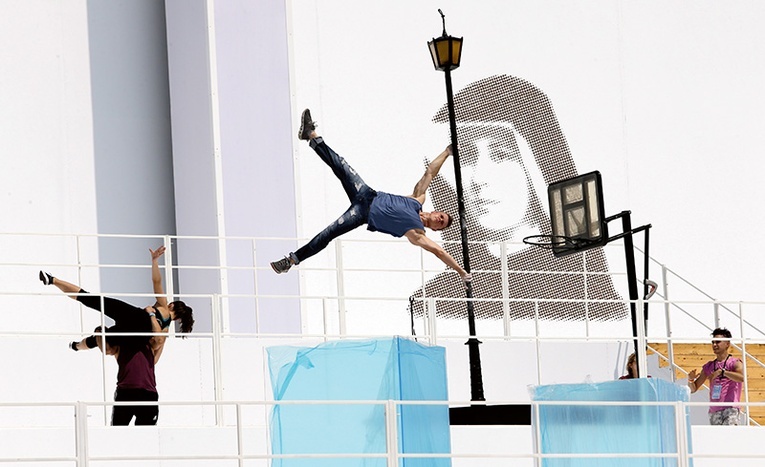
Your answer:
[4,398,765,465]
[5,232,765,438]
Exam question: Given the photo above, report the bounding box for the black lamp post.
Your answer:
[428,10,485,402]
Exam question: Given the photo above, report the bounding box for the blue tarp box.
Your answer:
[267,337,452,467]
[531,378,693,467]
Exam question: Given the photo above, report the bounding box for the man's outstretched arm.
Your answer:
[411,145,452,204]
[405,229,470,283]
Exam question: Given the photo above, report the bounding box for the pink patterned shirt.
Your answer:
[702,356,742,413]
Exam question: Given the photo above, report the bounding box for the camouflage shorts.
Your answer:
[709,407,741,425]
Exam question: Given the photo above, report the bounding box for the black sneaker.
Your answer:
[70,341,79,351]
[39,271,54,285]
[270,257,293,274]
[298,109,317,141]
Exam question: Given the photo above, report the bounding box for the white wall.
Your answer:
[0,0,98,300]
[289,0,765,306]
[0,0,97,237]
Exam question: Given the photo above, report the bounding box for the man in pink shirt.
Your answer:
[688,328,745,425]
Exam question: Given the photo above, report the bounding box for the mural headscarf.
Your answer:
[411,75,627,322]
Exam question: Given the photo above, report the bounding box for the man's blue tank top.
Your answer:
[367,192,424,237]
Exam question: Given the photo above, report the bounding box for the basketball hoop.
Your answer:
[522,234,593,255]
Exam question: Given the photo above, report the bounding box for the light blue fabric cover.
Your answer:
[268,337,452,467]
[531,378,693,467]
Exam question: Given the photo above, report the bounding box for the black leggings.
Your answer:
[77,290,152,346]
[292,139,376,263]
[112,388,159,426]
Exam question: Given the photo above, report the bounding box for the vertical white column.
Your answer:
[165,0,301,334]
[205,0,230,332]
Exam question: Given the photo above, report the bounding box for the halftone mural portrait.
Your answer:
[410,75,627,321]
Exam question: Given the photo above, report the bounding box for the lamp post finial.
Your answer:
[438,9,446,36]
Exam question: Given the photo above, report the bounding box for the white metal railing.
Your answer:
[11,232,760,336]
[3,398,765,465]
[4,232,765,464]
[8,289,765,424]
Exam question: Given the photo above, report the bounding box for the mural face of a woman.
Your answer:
[458,125,531,232]
[433,122,549,251]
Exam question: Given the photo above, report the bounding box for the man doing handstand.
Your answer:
[270,109,470,283]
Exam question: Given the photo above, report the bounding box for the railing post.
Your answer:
[662,264,676,382]
[636,296,648,378]
[251,239,260,333]
[236,402,244,467]
[75,234,86,337]
[673,401,689,467]
[427,297,437,346]
[583,249,590,337]
[335,240,347,337]
[99,295,110,423]
[532,400,542,467]
[322,297,329,342]
[75,401,88,467]
[164,235,180,340]
[500,241,511,338]
[385,400,399,467]
[713,301,720,329]
[739,301,750,425]
[163,235,175,299]
[211,293,225,425]
[534,301,542,386]
[419,244,427,299]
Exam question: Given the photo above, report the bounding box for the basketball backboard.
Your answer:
[546,171,608,257]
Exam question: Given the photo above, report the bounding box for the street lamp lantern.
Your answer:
[428,9,463,71]
[428,34,463,71]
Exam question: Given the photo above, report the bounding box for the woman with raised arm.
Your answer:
[41,245,194,351]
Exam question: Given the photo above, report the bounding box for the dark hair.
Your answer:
[625,353,637,378]
[445,212,454,229]
[712,327,732,339]
[171,300,194,335]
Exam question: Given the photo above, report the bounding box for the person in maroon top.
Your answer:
[93,319,166,425]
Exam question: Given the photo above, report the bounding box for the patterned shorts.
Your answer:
[709,407,740,425]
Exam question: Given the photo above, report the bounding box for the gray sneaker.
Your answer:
[271,257,293,274]
[298,109,317,141]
